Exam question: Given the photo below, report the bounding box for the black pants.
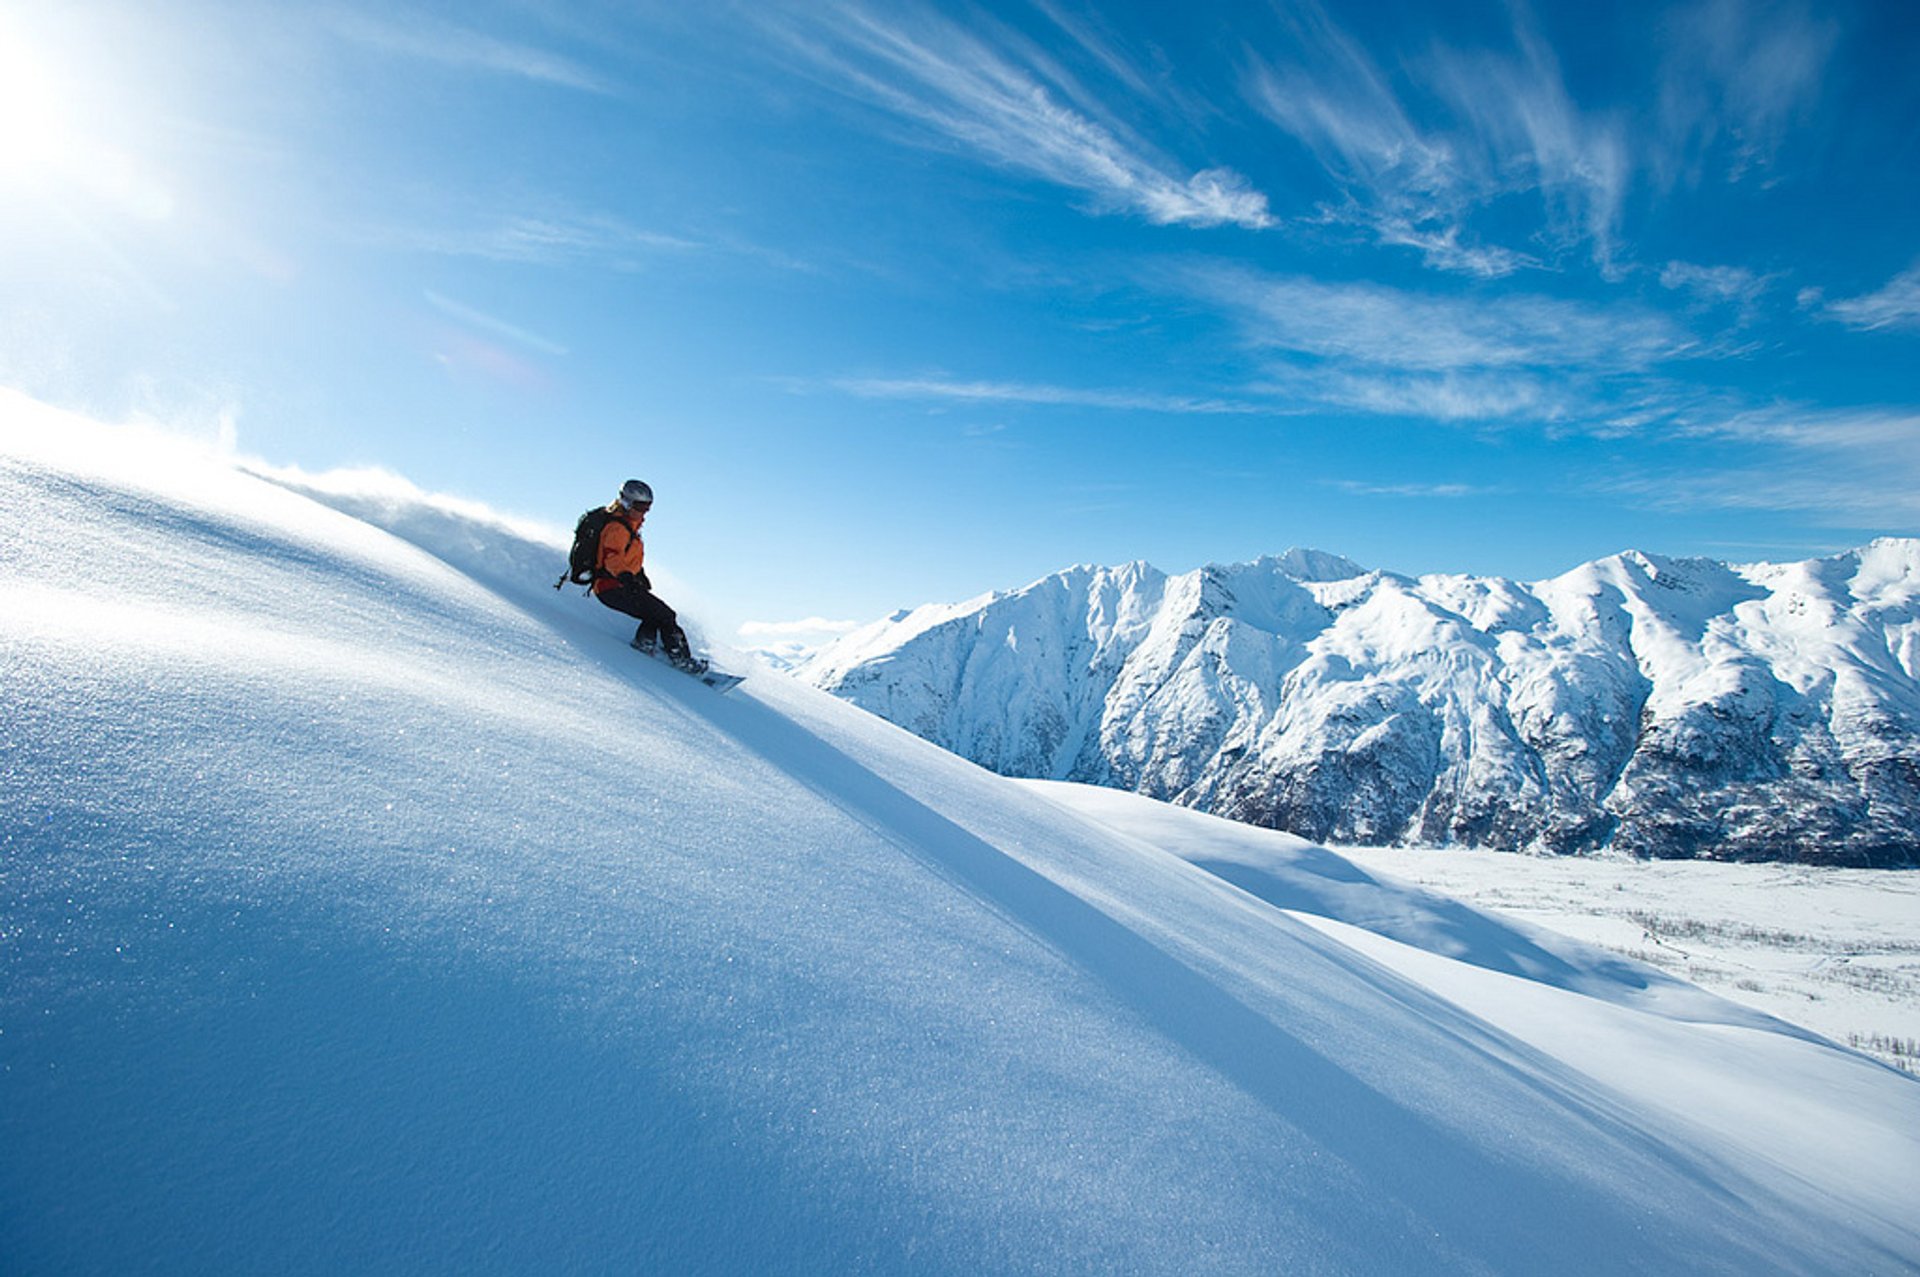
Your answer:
[596,582,690,656]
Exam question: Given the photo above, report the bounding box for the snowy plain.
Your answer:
[1317,840,1920,1074]
[3,390,1918,1274]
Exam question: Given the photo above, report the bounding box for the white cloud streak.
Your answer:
[1659,260,1771,307]
[1190,267,1696,374]
[324,9,613,94]
[1263,368,1570,425]
[1244,0,1834,275]
[1159,263,1740,432]
[1611,465,1920,524]
[1326,479,1498,499]
[1821,264,1920,333]
[1371,219,1535,280]
[1243,1,1626,274]
[1655,0,1838,183]
[756,3,1274,230]
[1687,405,1920,453]
[1615,404,1920,523]
[828,375,1274,416]
[831,275,1709,430]
[366,213,702,266]
[423,291,567,357]
[1426,31,1631,273]
[1030,0,1179,111]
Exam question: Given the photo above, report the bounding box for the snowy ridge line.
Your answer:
[5,400,1920,1273]
[804,542,1920,865]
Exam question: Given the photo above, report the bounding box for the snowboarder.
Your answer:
[592,479,706,673]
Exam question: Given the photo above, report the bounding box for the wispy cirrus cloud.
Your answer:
[827,375,1276,416]
[1607,461,1920,524]
[1261,368,1571,425]
[1326,479,1501,499]
[824,273,1708,430]
[1241,8,1486,272]
[1244,1,1625,275]
[1611,403,1920,523]
[323,9,614,94]
[1369,219,1535,280]
[754,2,1273,230]
[423,291,567,357]
[1189,266,1696,374]
[1686,404,1920,453]
[1029,0,1205,122]
[1659,260,1772,308]
[361,211,702,267]
[1171,263,1726,431]
[1819,264,1920,333]
[1240,6,1443,198]
[1243,0,1834,277]
[1654,0,1838,184]
[1423,26,1631,274]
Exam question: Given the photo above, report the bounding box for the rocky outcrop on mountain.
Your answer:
[802,541,1920,866]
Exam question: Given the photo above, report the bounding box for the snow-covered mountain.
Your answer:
[803,544,1920,866]
[5,393,1919,1274]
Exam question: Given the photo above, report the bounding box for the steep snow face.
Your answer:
[6,398,1920,1274]
[804,543,1920,865]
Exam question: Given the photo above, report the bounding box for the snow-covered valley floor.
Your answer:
[1323,844,1920,1073]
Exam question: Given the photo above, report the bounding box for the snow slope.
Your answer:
[4,392,1917,1274]
[802,547,1920,865]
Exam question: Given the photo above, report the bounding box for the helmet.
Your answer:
[618,479,653,510]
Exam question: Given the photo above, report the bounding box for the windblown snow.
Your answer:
[3,392,1917,1275]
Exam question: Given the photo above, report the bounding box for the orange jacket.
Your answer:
[592,507,646,594]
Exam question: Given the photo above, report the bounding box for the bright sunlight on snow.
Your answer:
[3,393,1917,1275]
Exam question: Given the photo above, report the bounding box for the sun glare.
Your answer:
[0,25,75,178]
[0,19,173,220]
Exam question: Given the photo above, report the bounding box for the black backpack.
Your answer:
[555,506,615,589]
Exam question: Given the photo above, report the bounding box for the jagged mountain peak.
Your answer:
[1251,546,1372,583]
[808,542,1920,865]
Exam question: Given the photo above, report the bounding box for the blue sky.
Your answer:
[3,0,1916,645]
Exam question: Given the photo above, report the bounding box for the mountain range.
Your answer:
[802,543,1920,866]
[13,394,1918,1270]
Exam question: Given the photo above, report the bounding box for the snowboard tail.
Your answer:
[629,637,743,693]
[696,669,745,693]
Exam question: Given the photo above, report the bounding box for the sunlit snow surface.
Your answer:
[3,392,1917,1275]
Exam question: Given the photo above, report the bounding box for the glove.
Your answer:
[620,570,651,591]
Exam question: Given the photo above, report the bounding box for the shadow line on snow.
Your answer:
[1184,856,1820,1040]
[652,676,1830,1275]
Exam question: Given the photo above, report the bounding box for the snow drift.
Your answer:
[3,392,1917,1274]
[802,547,1920,865]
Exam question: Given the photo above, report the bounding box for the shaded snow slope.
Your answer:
[1022,781,1916,1233]
[4,396,1917,1274]
[803,546,1920,865]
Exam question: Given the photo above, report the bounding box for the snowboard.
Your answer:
[692,668,744,694]
[630,639,743,693]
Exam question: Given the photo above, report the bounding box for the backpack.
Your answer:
[556,506,615,589]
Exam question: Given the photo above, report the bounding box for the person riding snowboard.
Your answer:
[593,479,705,673]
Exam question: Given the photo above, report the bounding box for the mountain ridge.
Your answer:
[7,396,1919,1271]
[803,539,1920,865]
